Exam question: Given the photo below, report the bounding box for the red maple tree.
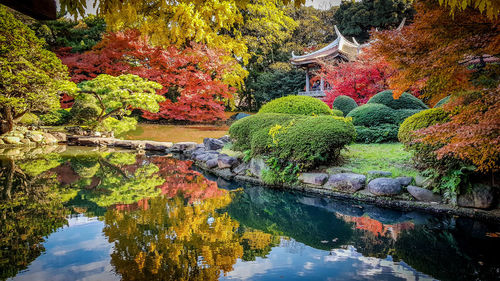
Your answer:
[320,53,395,106]
[60,29,237,122]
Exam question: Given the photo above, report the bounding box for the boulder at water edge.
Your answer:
[218,154,238,169]
[299,173,329,186]
[324,173,366,193]
[407,185,441,202]
[458,184,495,209]
[204,138,224,150]
[367,178,402,196]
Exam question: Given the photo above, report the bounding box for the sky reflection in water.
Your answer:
[0,147,499,281]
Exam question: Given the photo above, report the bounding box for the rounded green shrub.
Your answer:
[346,103,398,127]
[367,90,428,110]
[70,96,101,124]
[18,113,40,126]
[229,113,305,151]
[434,96,450,108]
[355,124,399,143]
[332,109,344,117]
[39,109,71,125]
[266,115,356,167]
[258,95,332,115]
[394,109,423,124]
[333,95,358,116]
[398,108,450,144]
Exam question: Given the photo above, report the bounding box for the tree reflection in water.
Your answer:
[0,149,499,281]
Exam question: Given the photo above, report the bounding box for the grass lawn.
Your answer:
[339,143,420,178]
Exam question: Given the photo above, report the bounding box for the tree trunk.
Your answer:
[0,107,14,135]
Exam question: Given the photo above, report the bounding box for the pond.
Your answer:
[121,124,229,143]
[1,146,499,281]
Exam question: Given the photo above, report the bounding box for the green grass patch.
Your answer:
[339,143,419,178]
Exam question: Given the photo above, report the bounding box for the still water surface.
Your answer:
[0,146,499,281]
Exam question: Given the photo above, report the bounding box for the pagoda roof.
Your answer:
[1,0,57,20]
[290,25,362,66]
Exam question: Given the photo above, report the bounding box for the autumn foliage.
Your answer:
[416,89,500,172]
[321,53,394,107]
[369,0,500,104]
[60,29,238,122]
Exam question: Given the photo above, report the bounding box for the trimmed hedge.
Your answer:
[229,113,305,150]
[332,109,344,117]
[333,95,358,116]
[18,113,40,126]
[394,109,423,124]
[230,113,356,168]
[367,90,428,110]
[398,108,450,144]
[355,124,399,143]
[70,97,101,124]
[251,115,356,168]
[258,95,333,116]
[346,103,398,127]
[434,96,450,108]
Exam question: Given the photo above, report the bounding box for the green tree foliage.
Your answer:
[258,95,333,115]
[31,15,106,53]
[334,0,415,42]
[74,74,165,132]
[0,6,76,134]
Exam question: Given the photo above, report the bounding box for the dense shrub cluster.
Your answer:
[367,90,428,110]
[332,95,358,116]
[344,90,429,143]
[259,95,333,116]
[18,113,40,126]
[347,103,398,127]
[230,114,355,168]
[39,109,72,126]
[398,108,450,145]
[354,124,399,144]
[331,109,344,117]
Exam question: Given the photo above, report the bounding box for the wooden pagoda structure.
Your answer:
[290,25,364,98]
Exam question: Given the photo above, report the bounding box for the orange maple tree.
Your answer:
[60,29,238,122]
[369,0,500,105]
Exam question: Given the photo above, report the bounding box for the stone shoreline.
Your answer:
[18,134,498,223]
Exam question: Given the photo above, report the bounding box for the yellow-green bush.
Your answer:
[258,95,333,116]
[398,108,450,144]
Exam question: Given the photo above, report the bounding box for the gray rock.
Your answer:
[368,170,393,177]
[367,178,402,196]
[396,176,413,187]
[27,132,43,143]
[42,133,58,144]
[215,168,234,180]
[325,173,366,193]
[299,173,329,186]
[205,158,219,169]
[218,135,231,144]
[458,184,495,209]
[415,175,432,189]
[218,154,238,169]
[145,141,173,151]
[407,185,441,202]
[171,142,197,152]
[249,157,267,178]
[0,139,4,145]
[50,132,67,142]
[196,152,218,162]
[326,167,353,174]
[3,136,21,145]
[20,139,31,145]
[233,162,249,175]
[203,138,224,151]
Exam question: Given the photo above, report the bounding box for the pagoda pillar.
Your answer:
[320,77,324,91]
[305,69,310,92]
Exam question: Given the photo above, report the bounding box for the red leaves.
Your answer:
[321,53,394,107]
[60,29,237,122]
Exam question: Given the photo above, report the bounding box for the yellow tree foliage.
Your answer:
[438,0,500,19]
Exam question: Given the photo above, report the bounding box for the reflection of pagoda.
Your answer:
[336,213,414,241]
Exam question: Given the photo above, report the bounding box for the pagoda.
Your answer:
[290,25,364,98]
